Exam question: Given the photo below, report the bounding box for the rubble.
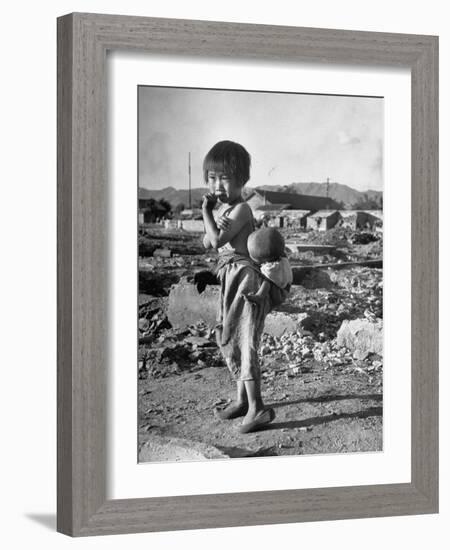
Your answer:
[264,312,300,337]
[139,322,224,379]
[139,227,205,256]
[153,247,172,258]
[138,299,171,343]
[139,227,384,380]
[350,232,379,245]
[336,318,383,360]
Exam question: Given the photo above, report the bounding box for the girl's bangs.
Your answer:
[204,158,232,176]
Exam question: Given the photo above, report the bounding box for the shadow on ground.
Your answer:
[25,514,56,531]
[262,405,383,431]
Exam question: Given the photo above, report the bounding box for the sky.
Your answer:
[138,86,383,192]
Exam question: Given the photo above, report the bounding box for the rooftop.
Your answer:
[308,210,339,218]
[250,189,341,211]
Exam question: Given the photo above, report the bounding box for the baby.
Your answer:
[243,227,293,308]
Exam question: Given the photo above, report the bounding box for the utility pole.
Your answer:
[326,177,330,209]
[188,152,192,209]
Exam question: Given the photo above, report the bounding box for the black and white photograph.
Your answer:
[137,85,384,462]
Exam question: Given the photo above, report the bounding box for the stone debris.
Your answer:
[255,323,383,382]
[138,301,171,343]
[138,226,384,382]
[350,232,379,245]
[336,318,383,360]
[139,319,224,379]
[153,247,172,258]
[264,312,300,337]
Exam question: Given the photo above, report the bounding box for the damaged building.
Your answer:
[246,190,341,227]
[306,210,341,231]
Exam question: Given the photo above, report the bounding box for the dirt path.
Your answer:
[138,356,382,460]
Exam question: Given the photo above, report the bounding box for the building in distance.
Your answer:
[306,210,341,231]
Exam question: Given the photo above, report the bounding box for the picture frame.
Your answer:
[57,12,438,536]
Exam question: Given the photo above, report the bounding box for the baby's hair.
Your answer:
[248,227,285,264]
[203,140,251,185]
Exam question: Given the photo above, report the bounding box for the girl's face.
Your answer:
[207,170,243,204]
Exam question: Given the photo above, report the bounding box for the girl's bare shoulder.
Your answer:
[228,201,253,220]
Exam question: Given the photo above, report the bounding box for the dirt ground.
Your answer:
[138,223,383,461]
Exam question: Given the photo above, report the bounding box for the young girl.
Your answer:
[202,140,275,433]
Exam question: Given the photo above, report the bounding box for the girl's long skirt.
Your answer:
[215,261,271,382]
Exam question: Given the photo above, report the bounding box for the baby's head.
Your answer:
[203,141,251,204]
[247,227,285,264]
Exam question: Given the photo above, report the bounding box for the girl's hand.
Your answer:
[216,215,231,232]
[202,193,217,211]
[242,291,264,307]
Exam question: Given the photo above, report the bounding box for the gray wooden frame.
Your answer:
[57,12,438,537]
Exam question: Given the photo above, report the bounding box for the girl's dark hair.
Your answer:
[203,140,251,185]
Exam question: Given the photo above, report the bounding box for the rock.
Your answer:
[301,346,312,357]
[260,344,271,355]
[336,318,383,359]
[169,279,302,337]
[153,247,172,258]
[139,318,150,332]
[313,350,323,361]
[184,336,213,347]
[168,278,220,329]
[264,312,300,337]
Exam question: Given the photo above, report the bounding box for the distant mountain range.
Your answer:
[139,181,382,209]
[257,182,382,209]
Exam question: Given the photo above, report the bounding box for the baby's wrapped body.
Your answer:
[261,256,293,289]
[244,228,293,309]
[215,252,271,382]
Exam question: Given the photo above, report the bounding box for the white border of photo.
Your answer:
[107,51,411,499]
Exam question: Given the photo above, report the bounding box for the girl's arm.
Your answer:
[253,279,271,298]
[202,200,251,250]
[202,193,220,248]
[203,215,231,248]
[203,233,212,249]
[243,279,271,306]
